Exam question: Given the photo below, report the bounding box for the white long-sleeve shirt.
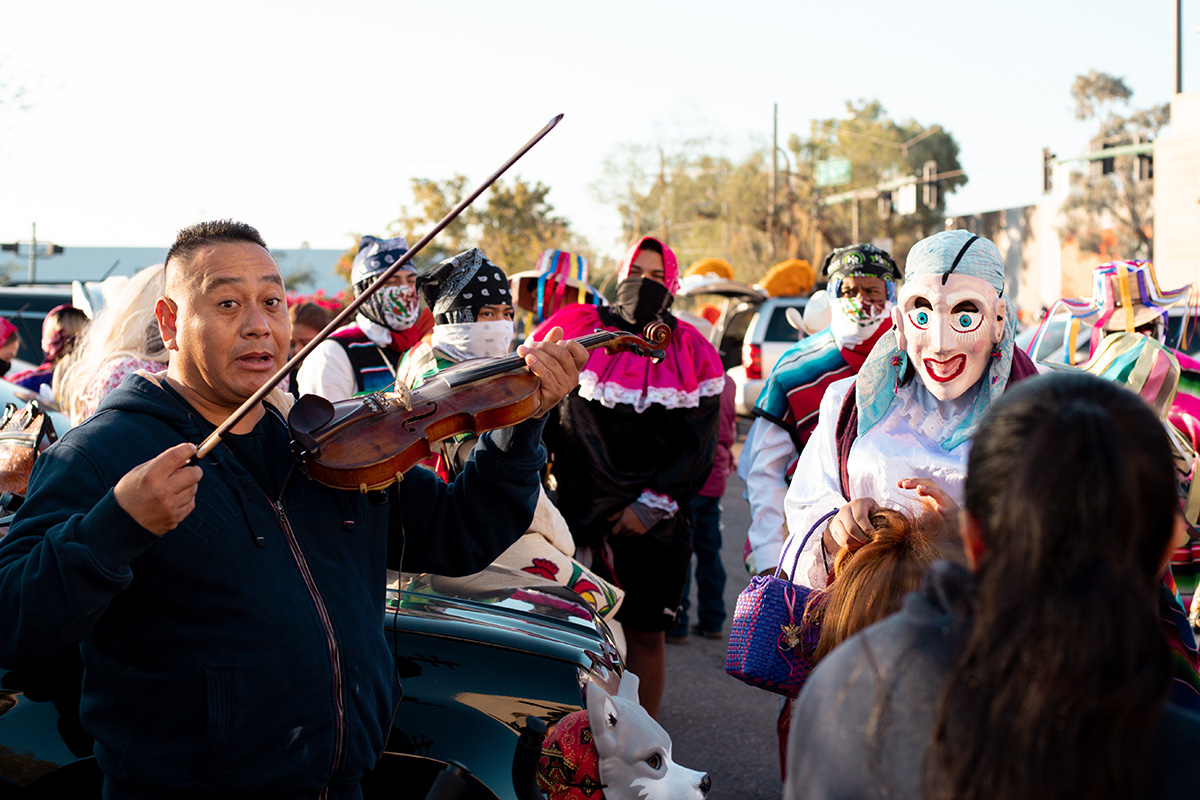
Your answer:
[782,376,974,590]
[737,417,797,573]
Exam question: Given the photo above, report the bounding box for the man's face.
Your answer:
[157,242,289,414]
[475,303,514,321]
[626,250,666,284]
[893,273,1005,401]
[837,275,888,315]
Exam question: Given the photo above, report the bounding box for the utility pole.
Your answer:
[1175,0,1183,94]
[29,222,37,283]
[769,103,778,260]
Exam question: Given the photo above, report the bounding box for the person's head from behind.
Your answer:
[40,304,89,364]
[961,370,1178,589]
[810,508,954,663]
[157,220,288,415]
[929,371,1180,800]
[289,302,333,359]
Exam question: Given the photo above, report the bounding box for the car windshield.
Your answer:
[765,304,803,343]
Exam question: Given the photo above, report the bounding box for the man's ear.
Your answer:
[891,304,906,352]
[156,297,179,352]
[959,511,986,570]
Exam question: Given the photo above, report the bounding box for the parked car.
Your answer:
[728,295,810,416]
[0,389,623,800]
[0,284,74,365]
[0,571,621,799]
[674,275,766,371]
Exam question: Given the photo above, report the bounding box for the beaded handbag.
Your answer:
[725,510,835,697]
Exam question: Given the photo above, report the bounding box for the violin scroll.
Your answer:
[595,322,672,364]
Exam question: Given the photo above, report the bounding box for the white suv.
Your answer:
[729,295,810,416]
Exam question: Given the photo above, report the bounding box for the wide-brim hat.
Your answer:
[510,249,605,325]
[1041,331,1198,527]
[1068,260,1191,332]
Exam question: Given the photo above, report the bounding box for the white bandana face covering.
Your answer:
[894,273,1005,402]
[432,320,514,362]
[830,296,893,348]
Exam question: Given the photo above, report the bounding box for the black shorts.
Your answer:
[606,519,693,632]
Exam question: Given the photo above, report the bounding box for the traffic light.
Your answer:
[877,191,892,220]
[1042,148,1055,194]
[921,161,939,208]
[1137,153,1153,182]
[43,244,64,257]
[1089,138,1114,177]
[0,243,16,253]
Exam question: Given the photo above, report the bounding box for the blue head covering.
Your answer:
[855,230,1016,450]
[351,235,414,292]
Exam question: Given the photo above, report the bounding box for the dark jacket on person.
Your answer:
[0,372,544,799]
[785,560,1200,800]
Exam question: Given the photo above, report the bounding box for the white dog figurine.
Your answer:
[536,672,710,800]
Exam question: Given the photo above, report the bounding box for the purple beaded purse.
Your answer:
[725,510,835,697]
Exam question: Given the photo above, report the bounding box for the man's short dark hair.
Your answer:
[164,220,268,274]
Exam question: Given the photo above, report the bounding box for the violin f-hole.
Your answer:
[400,401,439,433]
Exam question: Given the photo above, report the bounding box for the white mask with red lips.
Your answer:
[892,273,1006,402]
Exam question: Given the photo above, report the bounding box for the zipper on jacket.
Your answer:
[273,499,347,791]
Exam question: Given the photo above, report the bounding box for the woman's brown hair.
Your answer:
[806,507,954,663]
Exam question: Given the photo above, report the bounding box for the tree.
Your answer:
[387,175,473,268]
[475,178,574,273]
[594,139,776,281]
[384,175,585,276]
[1058,70,1165,260]
[796,99,967,258]
[593,100,966,284]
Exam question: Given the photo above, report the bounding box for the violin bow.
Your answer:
[192,113,565,461]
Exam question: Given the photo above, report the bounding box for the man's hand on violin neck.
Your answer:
[114,443,204,537]
[517,326,588,416]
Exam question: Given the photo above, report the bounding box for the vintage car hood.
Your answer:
[389,569,622,672]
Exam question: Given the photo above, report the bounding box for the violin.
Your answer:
[288,322,672,493]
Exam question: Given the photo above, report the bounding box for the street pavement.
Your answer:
[658,421,785,799]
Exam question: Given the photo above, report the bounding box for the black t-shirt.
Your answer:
[161,381,291,499]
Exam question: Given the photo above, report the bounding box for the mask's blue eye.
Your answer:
[906,308,930,330]
[950,310,983,334]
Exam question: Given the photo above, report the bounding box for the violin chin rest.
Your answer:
[289,393,335,435]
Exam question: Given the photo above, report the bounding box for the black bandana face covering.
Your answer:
[614,277,672,328]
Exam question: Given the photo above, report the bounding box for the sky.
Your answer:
[0,0,1195,268]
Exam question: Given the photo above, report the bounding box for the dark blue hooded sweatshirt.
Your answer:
[0,373,544,798]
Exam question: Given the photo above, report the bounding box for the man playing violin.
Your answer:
[0,219,587,800]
